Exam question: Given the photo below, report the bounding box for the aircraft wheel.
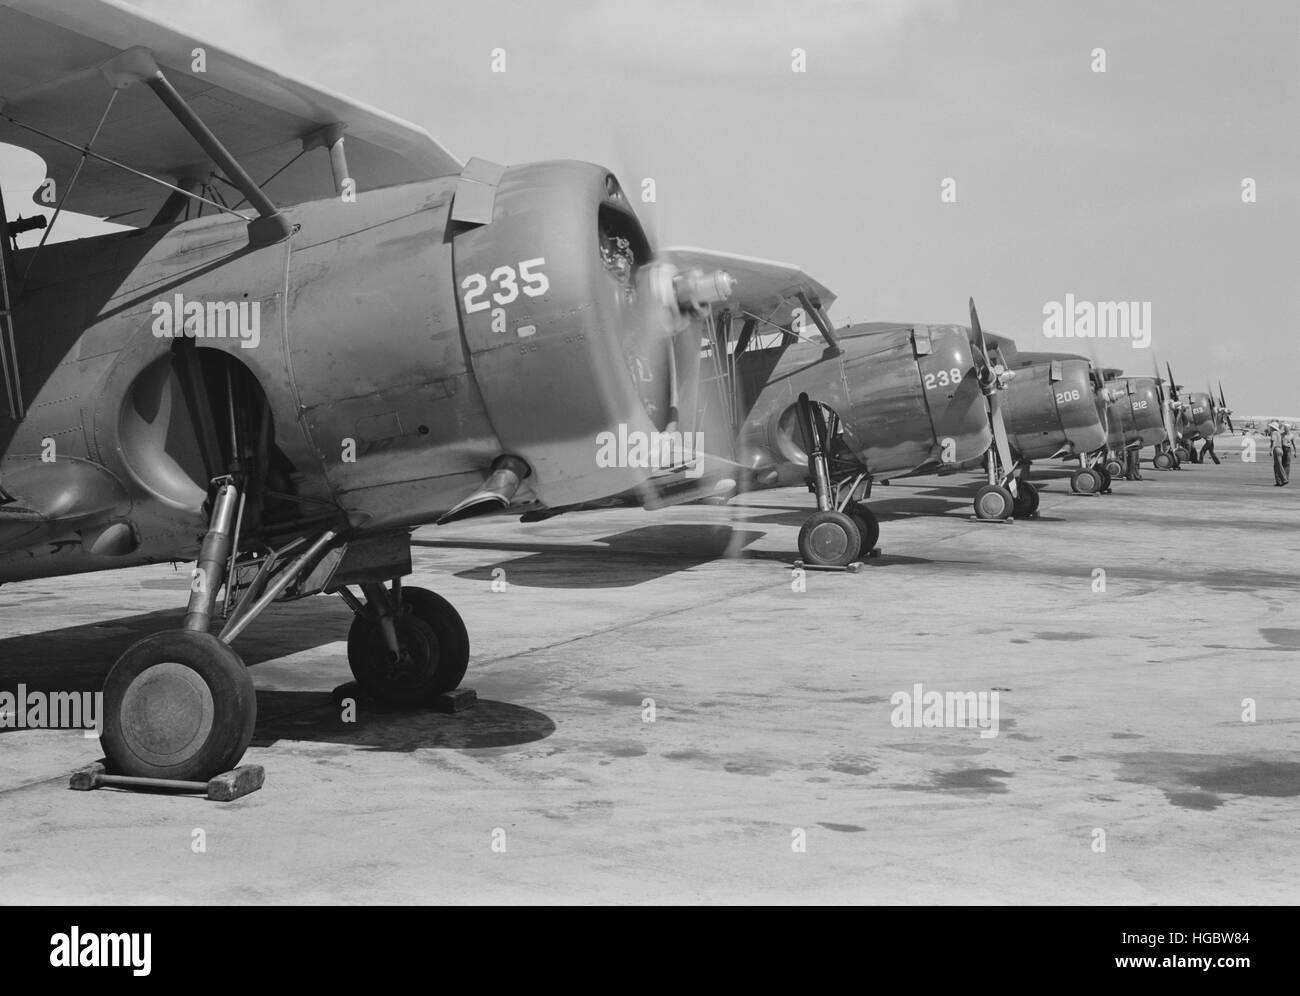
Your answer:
[1104,459,1124,479]
[400,587,470,692]
[1097,467,1113,492]
[1152,451,1174,470]
[1071,468,1102,494]
[797,510,862,567]
[100,631,256,781]
[844,501,880,557]
[974,484,1014,520]
[348,589,469,706]
[1174,446,1190,463]
[1012,482,1040,517]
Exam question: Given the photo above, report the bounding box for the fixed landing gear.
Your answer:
[1070,467,1102,494]
[1103,457,1125,480]
[100,471,469,781]
[101,629,256,782]
[973,447,1034,521]
[792,393,879,567]
[1174,446,1190,464]
[101,478,261,781]
[342,583,470,706]
[1012,481,1040,517]
[797,510,862,567]
[844,500,881,552]
[974,484,1014,520]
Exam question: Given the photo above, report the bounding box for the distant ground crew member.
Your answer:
[1269,421,1288,486]
[1201,436,1220,464]
[1124,446,1143,480]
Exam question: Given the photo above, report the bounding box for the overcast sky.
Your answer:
[3,0,1297,411]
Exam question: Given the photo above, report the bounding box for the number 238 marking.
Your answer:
[462,258,550,313]
[924,368,963,390]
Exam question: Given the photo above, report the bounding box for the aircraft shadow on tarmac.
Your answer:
[0,601,349,699]
[251,693,555,752]
[416,523,779,588]
[0,602,554,752]
[740,493,970,525]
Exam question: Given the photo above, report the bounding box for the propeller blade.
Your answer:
[1166,361,1179,401]
[967,297,991,378]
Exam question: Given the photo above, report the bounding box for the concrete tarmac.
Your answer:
[1,437,1297,904]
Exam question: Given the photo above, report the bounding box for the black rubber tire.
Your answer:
[797,510,862,567]
[1097,467,1113,492]
[974,484,1014,520]
[100,630,256,781]
[401,587,470,692]
[1104,459,1124,479]
[348,588,469,706]
[844,501,881,557]
[1174,446,1190,463]
[1152,451,1174,471]
[1071,468,1101,494]
[1012,482,1040,517]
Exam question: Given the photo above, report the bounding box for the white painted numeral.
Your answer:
[924,367,963,390]
[519,257,549,297]
[461,273,489,313]
[463,258,550,315]
[491,266,519,305]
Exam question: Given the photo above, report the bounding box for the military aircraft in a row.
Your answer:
[0,0,737,780]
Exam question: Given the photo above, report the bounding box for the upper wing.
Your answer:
[0,0,461,223]
[660,246,836,331]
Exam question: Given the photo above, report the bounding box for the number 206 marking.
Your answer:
[462,257,550,314]
[924,368,963,390]
[1056,389,1082,403]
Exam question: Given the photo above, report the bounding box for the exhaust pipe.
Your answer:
[438,455,531,524]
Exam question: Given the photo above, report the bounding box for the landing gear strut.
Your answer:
[101,473,347,780]
[975,446,1034,521]
[101,478,261,781]
[793,393,879,566]
[342,582,470,706]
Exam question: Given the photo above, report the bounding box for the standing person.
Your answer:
[1284,425,1295,482]
[1124,445,1143,480]
[1202,435,1220,464]
[1269,421,1288,486]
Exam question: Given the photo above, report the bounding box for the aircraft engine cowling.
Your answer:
[1000,358,1106,458]
[1120,377,1167,447]
[451,161,722,509]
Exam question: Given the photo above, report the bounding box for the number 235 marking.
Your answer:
[462,257,550,313]
[924,368,963,390]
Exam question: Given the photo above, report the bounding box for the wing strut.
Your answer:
[2,46,293,247]
[796,290,841,356]
[0,183,22,420]
[121,49,292,245]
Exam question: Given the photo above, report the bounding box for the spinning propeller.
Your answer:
[1216,379,1235,432]
[968,298,1016,480]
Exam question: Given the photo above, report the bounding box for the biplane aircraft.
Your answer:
[1164,364,1232,463]
[0,0,733,779]
[1098,373,1168,472]
[979,336,1114,498]
[650,249,1123,563]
